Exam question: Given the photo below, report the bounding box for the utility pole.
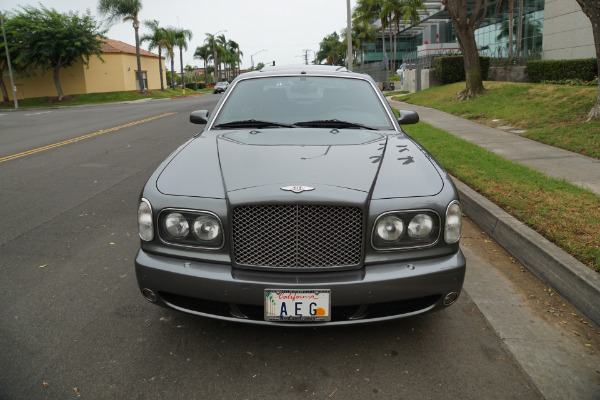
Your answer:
[346,0,353,71]
[0,11,18,109]
[302,49,311,65]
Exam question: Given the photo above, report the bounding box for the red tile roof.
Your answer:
[100,38,159,58]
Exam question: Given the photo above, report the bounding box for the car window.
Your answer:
[213,76,394,130]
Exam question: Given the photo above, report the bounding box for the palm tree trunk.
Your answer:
[158,47,165,91]
[170,56,175,89]
[179,46,184,93]
[134,20,144,93]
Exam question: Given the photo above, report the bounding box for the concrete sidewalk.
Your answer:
[387,98,600,329]
[388,99,600,195]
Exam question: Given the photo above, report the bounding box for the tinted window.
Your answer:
[213,76,394,130]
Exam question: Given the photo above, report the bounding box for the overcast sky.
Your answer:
[2,0,358,69]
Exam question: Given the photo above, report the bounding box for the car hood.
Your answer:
[156,128,443,200]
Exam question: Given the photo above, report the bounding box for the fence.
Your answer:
[354,61,391,90]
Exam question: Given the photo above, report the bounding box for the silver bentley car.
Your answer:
[135,65,465,326]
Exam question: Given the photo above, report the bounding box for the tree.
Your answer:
[204,33,218,82]
[174,28,192,89]
[163,27,177,88]
[216,34,228,80]
[193,44,212,86]
[350,18,379,65]
[256,62,265,70]
[574,0,600,120]
[7,5,105,101]
[226,40,242,79]
[98,0,145,93]
[140,20,168,91]
[440,0,488,99]
[354,0,390,88]
[316,32,343,65]
[0,11,18,102]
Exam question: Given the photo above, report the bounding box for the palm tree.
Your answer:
[163,27,177,89]
[194,44,212,86]
[354,0,390,87]
[174,28,192,90]
[204,33,218,83]
[98,0,145,93]
[216,34,228,80]
[226,40,242,79]
[351,18,379,65]
[140,20,168,91]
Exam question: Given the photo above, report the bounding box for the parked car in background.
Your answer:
[136,65,465,326]
[213,81,229,94]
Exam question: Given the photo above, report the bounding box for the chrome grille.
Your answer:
[233,205,363,269]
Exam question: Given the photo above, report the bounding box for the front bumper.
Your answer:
[135,249,466,326]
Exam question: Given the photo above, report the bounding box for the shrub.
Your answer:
[434,56,490,84]
[526,58,597,83]
[185,82,205,90]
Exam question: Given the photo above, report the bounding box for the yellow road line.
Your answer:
[0,112,177,164]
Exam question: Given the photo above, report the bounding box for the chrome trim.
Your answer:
[157,208,225,250]
[371,209,441,251]
[280,185,315,194]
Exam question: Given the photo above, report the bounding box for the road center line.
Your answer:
[0,112,177,164]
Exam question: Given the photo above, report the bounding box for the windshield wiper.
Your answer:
[213,119,295,129]
[294,119,377,130]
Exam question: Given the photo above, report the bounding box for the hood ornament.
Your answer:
[281,185,315,194]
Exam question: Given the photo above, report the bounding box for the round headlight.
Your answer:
[192,215,221,242]
[138,199,153,241]
[444,201,462,244]
[375,215,405,242]
[164,213,189,238]
[408,214,434,239]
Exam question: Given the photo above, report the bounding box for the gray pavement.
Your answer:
[387,98,600,328]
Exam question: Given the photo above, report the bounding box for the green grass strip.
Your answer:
[401,121,600,272]
[395,82,600,159]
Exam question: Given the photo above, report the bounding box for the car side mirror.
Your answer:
[190,110,210,124]
[397,110,419,125]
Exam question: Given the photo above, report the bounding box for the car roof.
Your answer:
[236,64,372,82]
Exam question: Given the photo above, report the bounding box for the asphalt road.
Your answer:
[0,96,542,399]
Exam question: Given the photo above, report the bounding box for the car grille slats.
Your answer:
[233,205,363,269]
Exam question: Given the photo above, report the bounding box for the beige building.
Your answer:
[2,38,167,101]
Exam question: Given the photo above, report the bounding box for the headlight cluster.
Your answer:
[372,210,440,249]
[158,209,224,248]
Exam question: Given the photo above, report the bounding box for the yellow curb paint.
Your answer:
[0,112,177,163]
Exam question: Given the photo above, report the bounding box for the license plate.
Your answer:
[264,289,331,322]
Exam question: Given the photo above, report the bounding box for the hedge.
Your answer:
[185,82,206,90]
[434,56,490,84]
[525,58,597,83]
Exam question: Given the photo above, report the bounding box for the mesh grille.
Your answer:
[233,205,363,269]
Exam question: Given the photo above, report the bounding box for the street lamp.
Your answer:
[212,30,227,83]
[251,49,266,70]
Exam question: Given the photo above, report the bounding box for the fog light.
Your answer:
[443,292,459,305]
[142,288,157,302]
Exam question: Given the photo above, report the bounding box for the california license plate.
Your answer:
[264,289,331,322]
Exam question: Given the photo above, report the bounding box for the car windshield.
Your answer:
[212,76,395,130]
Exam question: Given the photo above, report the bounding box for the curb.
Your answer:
[454,177,600,328]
